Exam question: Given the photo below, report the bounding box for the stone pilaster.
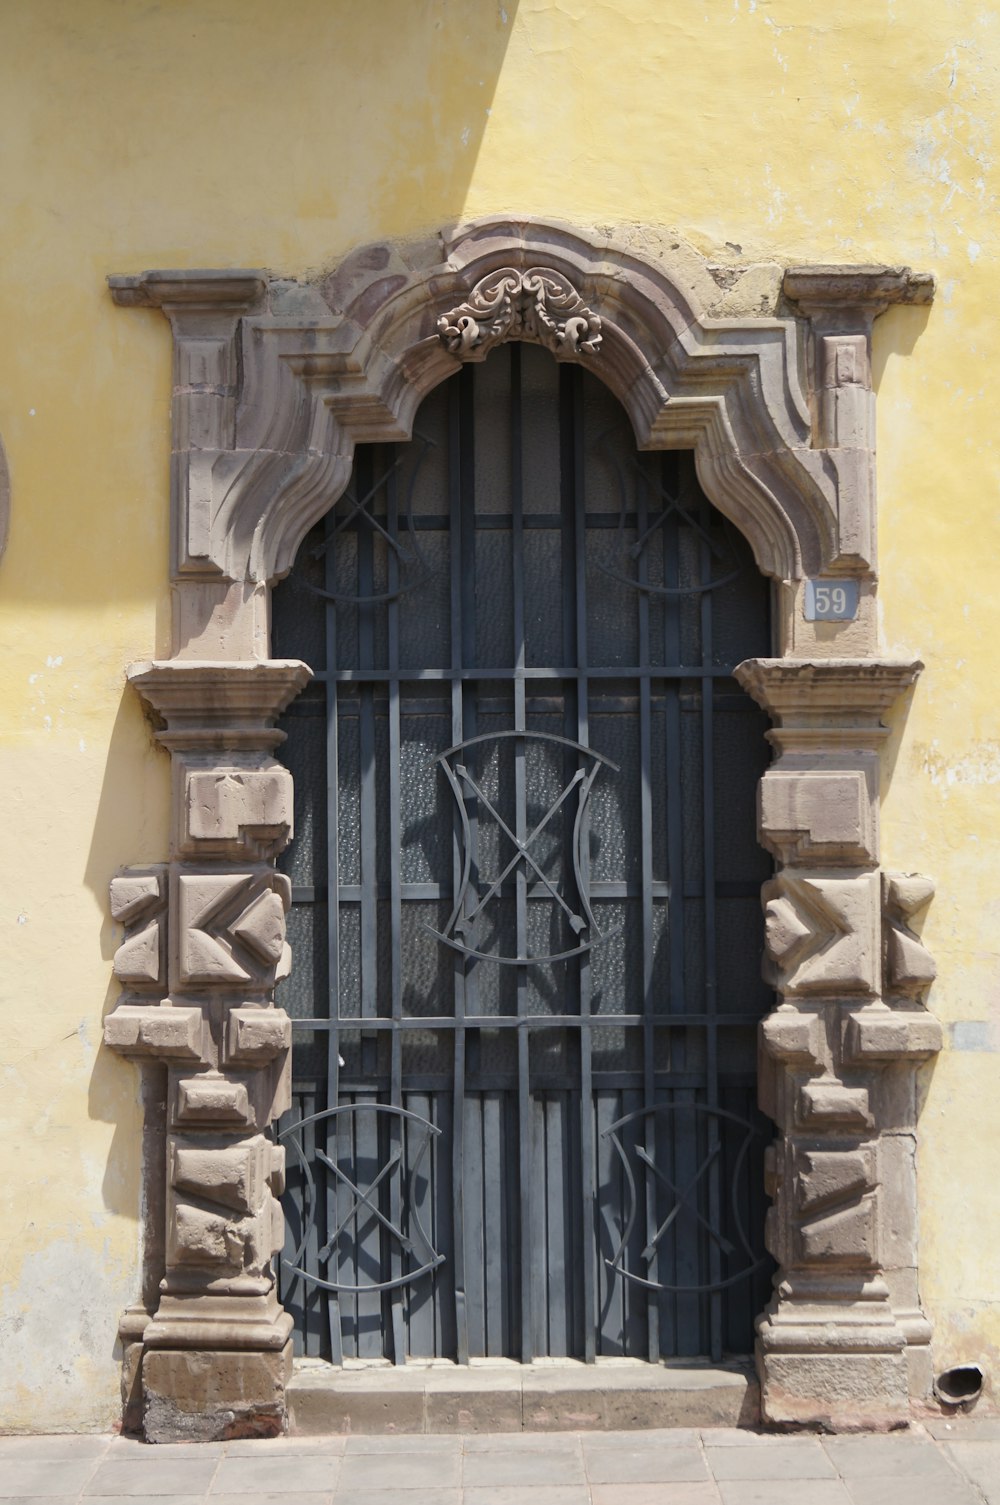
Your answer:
[735,658,942,1429]
[104,659,310,1441]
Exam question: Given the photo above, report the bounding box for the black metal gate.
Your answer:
[272,344,774,1365]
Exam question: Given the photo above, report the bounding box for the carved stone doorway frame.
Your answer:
[105,220,941,1439]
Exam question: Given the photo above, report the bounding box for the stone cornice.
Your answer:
[783,266,935,316]
[108,269,267,311]
[128,659,312,749]
[734,657,922,726]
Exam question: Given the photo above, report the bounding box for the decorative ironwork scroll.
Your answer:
[428,729,621,966]
[278,1102,444,1294]
[593,431,744,598]
[306,435,434,607]
[437,267,603,358]
[603,1103,767,1294]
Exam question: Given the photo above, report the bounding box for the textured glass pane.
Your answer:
[592,1025,642,1072]
[681,700,705,888]
[398,530,451,670]
[278,695,327,888]
[524,529,564,666]
[590,900,639,1015]
[402,1028,454,1078]
[588,711,641,886]
[586,528,640,666]
[475,530,514,665]
[713,701,771,882]
[716,897,770,1016]
[400,901,454,1017]
[277,901,329,1021]
[337,713,361,887]
[400,712,454,883]
[271,523,327,672]
[337,906,361,1018]
[473,346,512,513]
[410,382,451,516]
[521,344,562,514]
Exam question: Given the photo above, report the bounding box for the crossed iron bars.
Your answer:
[427,729,622,966]
[279,1103,444,1295]
[603,1103,767,1295]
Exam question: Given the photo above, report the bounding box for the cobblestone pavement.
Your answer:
[1,1418,999,1504]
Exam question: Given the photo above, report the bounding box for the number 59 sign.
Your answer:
[805,578,859,621]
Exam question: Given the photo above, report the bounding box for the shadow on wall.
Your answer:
[84,684,169,1226]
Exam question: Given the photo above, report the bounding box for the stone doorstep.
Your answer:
[288,1357,759,1435]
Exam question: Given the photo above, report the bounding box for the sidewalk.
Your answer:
[1,1418,999,1505]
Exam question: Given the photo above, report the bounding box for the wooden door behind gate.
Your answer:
[271,345,774,1364]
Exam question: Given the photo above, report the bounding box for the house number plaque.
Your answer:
[805,578,860,621]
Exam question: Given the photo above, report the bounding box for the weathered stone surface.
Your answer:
[182,764,293,859]
[763,874,879,996]
[104,1004,203,1060]
[142,1344,292,1443]
[760,769,875,865]
[110,866,168,988]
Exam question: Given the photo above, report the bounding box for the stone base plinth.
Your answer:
[758,1345,910,1430]
[142,1343,293,1443]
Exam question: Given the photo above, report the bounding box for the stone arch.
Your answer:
[105,223,942,1439]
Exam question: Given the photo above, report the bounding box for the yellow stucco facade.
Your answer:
[1,0,998,1431]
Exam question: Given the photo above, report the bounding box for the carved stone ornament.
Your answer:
[436,266,602,358]
[106,220,939,1438]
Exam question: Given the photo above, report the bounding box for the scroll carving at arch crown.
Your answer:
[108,221,935,659]
[436,266,602,357]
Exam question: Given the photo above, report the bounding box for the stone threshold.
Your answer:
[288,1355,759,1434]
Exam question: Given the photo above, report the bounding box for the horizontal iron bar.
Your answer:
[290,880,763,904]
[289,1013,759,1029]
[312,666,741,682]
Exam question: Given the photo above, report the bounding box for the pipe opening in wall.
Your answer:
[934,1364,985,1409]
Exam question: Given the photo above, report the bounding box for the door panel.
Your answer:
[272,344,774,1363]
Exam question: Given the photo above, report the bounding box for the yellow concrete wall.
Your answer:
[1,0,998,1429]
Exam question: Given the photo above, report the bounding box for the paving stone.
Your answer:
[462,1447,587,1488]
[343,1434,460,1454]
[708,1440,837,1479]
[211,1455,340,1493]
[0,1436,111,1458]
[0,1459,103,1497]
[701,1428,804,1446]
[333,1491,457,1505]
[225,1437,346,1457]
[209,1497,335,1505]
[928,1418,1000,1442]
[717,1482,854,1505]
[591,1486,722,1505]
[109,1438,228,1459]
[336,1449,461,1490]
[944,1441,1000,1498]
[462,1490,590,1505]
[585,1444,709,1484]
[843,1476,981,1505]
[823,1437,961,1479]
[84,1458,219,1496]
[462,1433,583,1454]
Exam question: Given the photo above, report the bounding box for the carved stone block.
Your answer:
[173,869,291,989]
[882,872,936,1001]
[168,1135,280,1273]
[104,1004,204,1061]
[843,1007,943,1063]
[760,1008,824,1067]
[110,865,167,991]
[763,873,879,997]
[759,769,875,865]
[182,765,293,860]
[176,1074,252,1126]
[797,1081,872,1129]
[226,1006,292,1067]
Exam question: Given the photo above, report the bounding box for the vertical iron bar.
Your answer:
[356,450,381,1354]
[635,456,659,1363]
[699,483,723,1362]
[451,366,474,1363]
[511,345,534,1363]
[324,488,344,1365]
[661,456,685,1354]
[568,365,597,1363]
[385,455,407,1364]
